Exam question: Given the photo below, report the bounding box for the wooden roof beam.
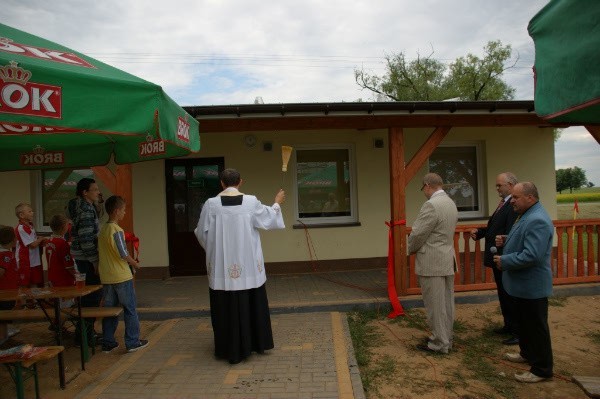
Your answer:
[404,126,452,184]
[585,126,600,145]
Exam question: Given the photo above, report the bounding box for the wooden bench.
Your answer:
[0,307,123,321]
[0,307,124,357]
[0,346,64,399]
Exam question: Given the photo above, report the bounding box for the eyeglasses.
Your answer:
[420,183,427,191]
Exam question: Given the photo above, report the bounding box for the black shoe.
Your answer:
[502,336,519,345]
[94,333,104,346]
[127,339,149,353]
[102,342,119,353]
[493,326,512,335]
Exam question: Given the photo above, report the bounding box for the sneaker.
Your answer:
[127,339,148,353]
[514,371,550,383]
[503,352,528,363]
[102,342,119,353]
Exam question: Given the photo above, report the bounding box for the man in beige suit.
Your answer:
[408,173,458,354]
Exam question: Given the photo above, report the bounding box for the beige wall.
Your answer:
[0,170,31,227]
[0,125,557,271]
[131,160,170,268]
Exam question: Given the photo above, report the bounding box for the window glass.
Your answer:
[38,169,110,230]
[429,145,482,216]
[295,147,356,223]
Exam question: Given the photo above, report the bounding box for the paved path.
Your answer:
[76,312,365,399]
[134,270,391,319]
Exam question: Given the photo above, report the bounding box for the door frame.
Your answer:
[165,157,225,276]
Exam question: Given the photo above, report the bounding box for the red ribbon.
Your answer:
[124,232,140,262]
[385,220,406,318]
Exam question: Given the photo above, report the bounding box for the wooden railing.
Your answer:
[404,219,600,295]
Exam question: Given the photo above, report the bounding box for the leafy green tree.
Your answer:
[556,168,570,193]
[556,167,587,193]
[354,40,516,101]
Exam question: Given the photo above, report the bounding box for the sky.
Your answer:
[2,0,598,184]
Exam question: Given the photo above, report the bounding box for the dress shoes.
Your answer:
[514,371,550,383]
[503,352,528,363]
[502,336,519,345]
[493,326,512,335]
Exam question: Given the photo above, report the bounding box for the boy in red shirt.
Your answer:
[46,215,76,288]
[14,203,47,289]
[0,225,19,343]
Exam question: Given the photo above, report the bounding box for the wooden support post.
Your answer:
[388,125,452,295]
[389,127,407,295]
[585,125,600,145]
[90,165,133,233]
[115,164,133,233]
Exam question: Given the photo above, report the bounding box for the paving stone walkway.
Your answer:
[76,312,365,399]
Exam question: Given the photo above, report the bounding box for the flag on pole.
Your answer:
[573,198,579,220]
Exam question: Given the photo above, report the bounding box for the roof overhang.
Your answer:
[184,101,555,133]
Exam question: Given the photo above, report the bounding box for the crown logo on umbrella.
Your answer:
[0,61,32,84]
[32,145,46,154]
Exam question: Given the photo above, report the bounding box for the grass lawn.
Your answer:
[556,201,600,220]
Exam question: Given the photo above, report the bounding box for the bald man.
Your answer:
[408,173,458,354]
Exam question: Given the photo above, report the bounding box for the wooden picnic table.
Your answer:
[0,285,102,388]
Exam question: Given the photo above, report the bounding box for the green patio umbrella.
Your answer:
[528,0,600,124]
[0,23,200,171]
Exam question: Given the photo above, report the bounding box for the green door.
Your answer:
[165,158,224,276]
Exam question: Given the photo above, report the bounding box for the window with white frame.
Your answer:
[428,143,484,218]
[294,145,357,225]
[34,169,110,232]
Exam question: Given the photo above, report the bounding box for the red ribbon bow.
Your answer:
[124,232,140,262]
[385,220,406,318]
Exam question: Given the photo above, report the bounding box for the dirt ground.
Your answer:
[0,319,161,399]
[361,294,600,399]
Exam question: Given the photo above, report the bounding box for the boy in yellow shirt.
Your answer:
[98,195,148,353]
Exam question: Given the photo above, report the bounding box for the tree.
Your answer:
[355,40,517,101]
[556,167,587,193]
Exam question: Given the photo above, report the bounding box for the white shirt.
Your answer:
[16,223,42,268]
[194,188,285,291]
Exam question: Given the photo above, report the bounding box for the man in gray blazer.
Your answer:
[408,173,458,354]
[494,182,554,383]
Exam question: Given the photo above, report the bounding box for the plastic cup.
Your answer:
[75,273,86,289]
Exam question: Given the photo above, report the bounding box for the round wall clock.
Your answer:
[244,134,257,147]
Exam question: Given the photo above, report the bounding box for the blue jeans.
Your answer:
[102,280,140,349]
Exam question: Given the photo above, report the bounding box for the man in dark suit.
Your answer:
[470,172,519,344]
[494,182,554,383]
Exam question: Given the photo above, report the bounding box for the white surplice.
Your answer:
[194,187,285,291]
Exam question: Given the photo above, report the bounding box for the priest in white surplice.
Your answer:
[194,168,285,364]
